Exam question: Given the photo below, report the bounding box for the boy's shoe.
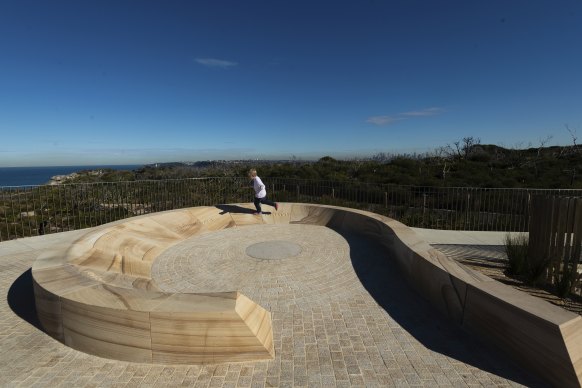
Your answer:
[275,203,279,211]
[253,211,262,215]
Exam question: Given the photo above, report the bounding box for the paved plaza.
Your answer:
[0,226,544,387]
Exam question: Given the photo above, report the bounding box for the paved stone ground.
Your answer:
[0,227,546,387]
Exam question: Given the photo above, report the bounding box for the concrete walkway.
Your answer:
[0,228,543,387]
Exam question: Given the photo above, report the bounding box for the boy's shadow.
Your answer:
[215,204,271,215]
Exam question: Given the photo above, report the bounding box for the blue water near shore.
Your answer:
[0,165,143,187]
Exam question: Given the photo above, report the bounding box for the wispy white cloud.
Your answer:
[367,107,445,125]
[400,107,445,117]
[366,116,405,125]
[195,57,238,69]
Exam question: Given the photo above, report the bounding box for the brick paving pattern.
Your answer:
[0,227,545,387]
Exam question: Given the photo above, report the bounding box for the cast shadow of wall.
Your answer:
[7,268,42,331]
[339,232,545,387]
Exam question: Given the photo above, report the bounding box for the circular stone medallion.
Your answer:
[245,240,303,260]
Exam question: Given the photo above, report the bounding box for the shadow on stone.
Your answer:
[8,268,42,331]
[342,233,545,387]
[216,204,270,215]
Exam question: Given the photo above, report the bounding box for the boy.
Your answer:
[248,169,278,214]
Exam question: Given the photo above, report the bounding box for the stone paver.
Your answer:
[0,226,545,387]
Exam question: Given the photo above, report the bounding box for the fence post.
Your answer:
[527,192,532,230]
[423,193,427,225]
[296,185,300,201]
[384,192,388,209]
[332,188,335,199]
[466,192,471,229]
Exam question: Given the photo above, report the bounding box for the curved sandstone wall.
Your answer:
[32,205,275,364]
[32,203,582,386]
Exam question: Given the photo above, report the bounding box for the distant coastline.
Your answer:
[0,165,142,187]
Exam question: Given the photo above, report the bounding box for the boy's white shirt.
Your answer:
[253,176,267,198]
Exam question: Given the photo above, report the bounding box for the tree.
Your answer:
[461,136,481,159]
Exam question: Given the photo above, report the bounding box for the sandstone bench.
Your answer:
[32,203,582,386]
[32,205,275,364]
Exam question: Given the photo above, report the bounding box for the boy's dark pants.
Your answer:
[254,196,276,213]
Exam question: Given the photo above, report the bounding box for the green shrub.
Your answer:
[526,245,551,287]
[504,233,529,276]
[555,263,580,299]
[504,232,552,286]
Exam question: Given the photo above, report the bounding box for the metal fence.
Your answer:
[2,177,582,242]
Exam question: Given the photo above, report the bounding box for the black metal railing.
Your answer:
[2,177,582,241]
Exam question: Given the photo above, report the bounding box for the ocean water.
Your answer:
[0,165,143,187]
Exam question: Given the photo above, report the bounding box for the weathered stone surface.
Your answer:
[5,203,575,385]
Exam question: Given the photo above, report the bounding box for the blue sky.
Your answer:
[1,1,581,167]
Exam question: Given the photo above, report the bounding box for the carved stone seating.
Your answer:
[32,205,275,364]
[32,203,582,386]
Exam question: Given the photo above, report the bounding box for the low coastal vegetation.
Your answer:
[504,231,582,302]
[61,138,582,190]
[504,233,530,278]
[504,233,551,287]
